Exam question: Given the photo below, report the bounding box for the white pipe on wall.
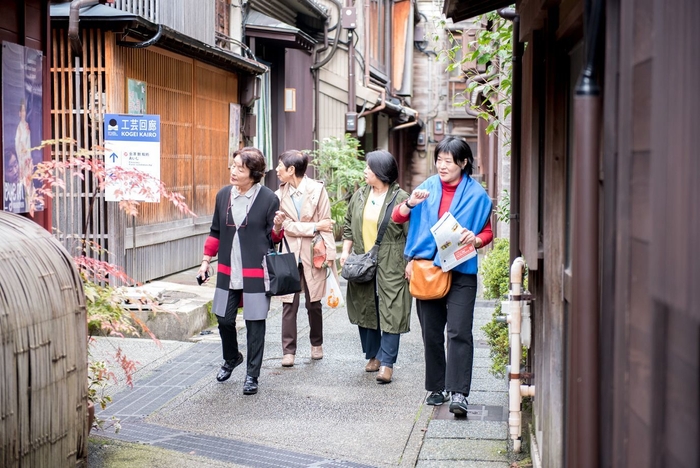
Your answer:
[507,257,535,453]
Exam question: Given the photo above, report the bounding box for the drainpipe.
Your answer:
[465,71,498,117]
[117,25,163,48]
[498,8,522,267]
[503,257,535,453]
[346,0,356,116]
[68,0,100,56]
[568,0,603,465]
[311,1,340,145]
[390,111,419,131]
[358,83,386,118]
[364,0,370,88]
[466,70,497,90]
[465,77,500,118]
[313,66,321,146]
[311,0,342,71]
[348,28,356,115]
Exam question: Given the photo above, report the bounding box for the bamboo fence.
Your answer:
[0,211,88,467]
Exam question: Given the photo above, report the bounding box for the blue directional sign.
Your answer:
[104,114,160,142]
[103,114,161,202]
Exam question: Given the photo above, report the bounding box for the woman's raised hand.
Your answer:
[273,210,286,230]
[408,189,430,206]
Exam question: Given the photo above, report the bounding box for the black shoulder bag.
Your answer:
[341,192,398,283]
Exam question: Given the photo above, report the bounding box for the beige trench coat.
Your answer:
[275,177,337,303]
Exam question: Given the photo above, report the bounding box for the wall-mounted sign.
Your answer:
[127,78,147,114]
[2,42,44,213]
[104,114,161,202]
[284,88,296,112]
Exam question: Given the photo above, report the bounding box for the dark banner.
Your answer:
[2,41,43,213]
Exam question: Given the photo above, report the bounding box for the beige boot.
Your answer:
[365,358,380,372]
[376,366,393,384]
[311,345,324,360]
[281,354,295,367]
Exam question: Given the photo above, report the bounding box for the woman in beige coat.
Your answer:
[273,150,337,367]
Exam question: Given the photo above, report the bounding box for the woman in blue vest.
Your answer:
[392,137,493,415]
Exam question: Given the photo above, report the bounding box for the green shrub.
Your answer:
[482,238,510,303]
[482,317,510,377]
[309,134,365,240]
[480,237,527,377]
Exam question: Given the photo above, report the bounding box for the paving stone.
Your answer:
[418,439,509,462]
[467,391,509,407]
[102,420,375,468]
[426,420,508,440]
[417,460,510,468]
[471,377,509,393]
[432,403,507,422]
[471,366,502,381]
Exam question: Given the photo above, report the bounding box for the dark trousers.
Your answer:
[416,272,477,395]
[218,289,267,378]
[357,287,401,367]
[282,263,323,355]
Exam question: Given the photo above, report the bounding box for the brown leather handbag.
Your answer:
[409,259,452,300]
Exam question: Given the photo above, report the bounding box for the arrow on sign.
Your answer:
[109,152,118,163]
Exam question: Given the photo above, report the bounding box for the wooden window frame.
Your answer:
[369,0,390,82]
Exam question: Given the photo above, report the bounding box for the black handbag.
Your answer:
[341,192,398,283]
[264,237,302,296]
[341,245,379,283]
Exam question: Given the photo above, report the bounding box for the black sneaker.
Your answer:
[426,390,450,406]
[449,392,468,416]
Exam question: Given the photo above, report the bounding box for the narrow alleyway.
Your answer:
[88,274,512,467]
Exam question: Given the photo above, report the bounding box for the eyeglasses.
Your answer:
[226,197,251,228]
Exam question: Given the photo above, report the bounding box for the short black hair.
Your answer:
[234,147,266,183]
[434,136,474,176]
[366,150,398,185]
[278,150,309,178]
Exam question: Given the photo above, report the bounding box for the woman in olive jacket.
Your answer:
[340,150,411,384]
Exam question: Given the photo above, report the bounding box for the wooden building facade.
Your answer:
[246,0,422,191]
[0,0,52,232]
[444,0,700,467]
[50,3,266,282]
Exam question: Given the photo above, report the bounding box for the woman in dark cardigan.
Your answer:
[197,147,280,395]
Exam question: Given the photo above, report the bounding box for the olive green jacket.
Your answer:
[342,183,412,334]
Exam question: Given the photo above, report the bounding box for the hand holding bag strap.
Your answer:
[270,233,293,253]
[278,235,293,254]
[373,191,399,248]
